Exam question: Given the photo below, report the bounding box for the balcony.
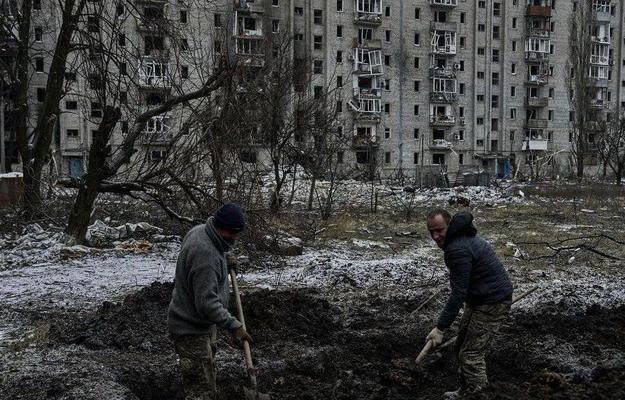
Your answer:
[522,139,549,151]
[590,54,610,65]
[354,87,382,99]
[525,97,549,107]
[587,121,605,131]
[430,139,452,150]
[429,67,456,78]
[352,47,384,75]
[525,74,548,86]
[235,37,265,66]
[525,51,549,62]
[348,98,382,121]
[595,7,611,22]
[526,5,552,18]
[352,135,380,148]
[525,119,548,129]
[527,27,550,38]
[589,77,609,88]
[353,38,382,50]
[430,92,458,103]
[137,58,170,88]
[430,21,458,32]
[430,114,456,126]
[431,43,457,56]
[234,0,265,13]
[430,0,457,7]
[354,12,382,26]
[591,36,610,45]
[142,115,172,144]
[590,98,609,109]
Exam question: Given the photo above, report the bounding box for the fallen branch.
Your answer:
[517,234,623,261]
[410,288,443,317]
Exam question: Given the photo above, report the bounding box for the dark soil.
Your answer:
[3,282,625,400]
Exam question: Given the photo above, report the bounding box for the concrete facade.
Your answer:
[1,0,622,182]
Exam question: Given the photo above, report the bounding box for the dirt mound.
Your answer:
[51,281,174,351]
[241,288,342,344]
[11,284,625,400]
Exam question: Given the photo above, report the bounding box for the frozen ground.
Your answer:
[1,183,625,399]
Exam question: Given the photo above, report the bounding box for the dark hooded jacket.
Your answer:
[436,212,513,330]
[167,217,242,336]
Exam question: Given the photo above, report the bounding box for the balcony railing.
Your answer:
[430,139,452,149]
[430,114,456,126]
[354,88,382,98]
[234,0,266,13]
[527,27,550,38]
[429,67,456,78]
[591,36,610,44]
[525,119,548,129]
[595,9,611,22]
[523,139,549,151]
[430,21,458,32]
[525,97,549,107]
[526,74,548,86]
[354,12,382,25]
[430,92,458,103]
[352,135,380,148]
[525,51,549,62]
[590,98,609,108]
[431,44,457,56]
[590,54,609,65]
[526,5,552,18]
[430,0,457,7]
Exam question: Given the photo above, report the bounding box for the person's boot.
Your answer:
[442,389,462,400]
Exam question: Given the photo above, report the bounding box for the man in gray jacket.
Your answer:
[168,203,252,400]
[425,209,513,399]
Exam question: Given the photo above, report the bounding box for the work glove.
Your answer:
[230,326,253,345]
[226,253,238,273]
[426,327,445,347]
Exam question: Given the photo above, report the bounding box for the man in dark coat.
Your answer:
[168,203,252,400]
[425,209,514,399]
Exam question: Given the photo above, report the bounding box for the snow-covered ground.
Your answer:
[0,238,178,344]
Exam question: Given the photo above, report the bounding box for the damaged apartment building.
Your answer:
[1,0,623,182]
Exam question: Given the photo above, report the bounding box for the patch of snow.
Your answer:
[242,240,444,290]
[0,172,23,178]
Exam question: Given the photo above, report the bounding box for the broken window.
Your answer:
[139,60,168,85]
[355,0,382,14]
[145,116,170,133]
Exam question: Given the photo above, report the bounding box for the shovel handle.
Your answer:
[415,340,434,364]
[229,269,257,380]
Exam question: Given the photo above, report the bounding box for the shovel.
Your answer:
[229,269,272,400]
[414,286,539,365]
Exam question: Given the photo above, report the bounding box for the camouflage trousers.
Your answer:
[454,299,512,392]
[173,327,217,400]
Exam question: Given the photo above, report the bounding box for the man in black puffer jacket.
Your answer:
[424,209,513,399]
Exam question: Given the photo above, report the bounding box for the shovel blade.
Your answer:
[243,386,271,400]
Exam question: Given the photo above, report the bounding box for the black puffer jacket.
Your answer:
[436,212,513,330]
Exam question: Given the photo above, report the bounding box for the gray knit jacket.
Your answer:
[167,217,242,336]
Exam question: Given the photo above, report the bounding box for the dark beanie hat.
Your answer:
[213,203,246,233]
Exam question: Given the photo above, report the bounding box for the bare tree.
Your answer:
[240,32,338,212]
[597,108,625,185]
[60,1,233,243]
[566,0,597,181]
[0,0,92,216]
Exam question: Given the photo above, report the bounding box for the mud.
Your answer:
[2,281,624,400]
